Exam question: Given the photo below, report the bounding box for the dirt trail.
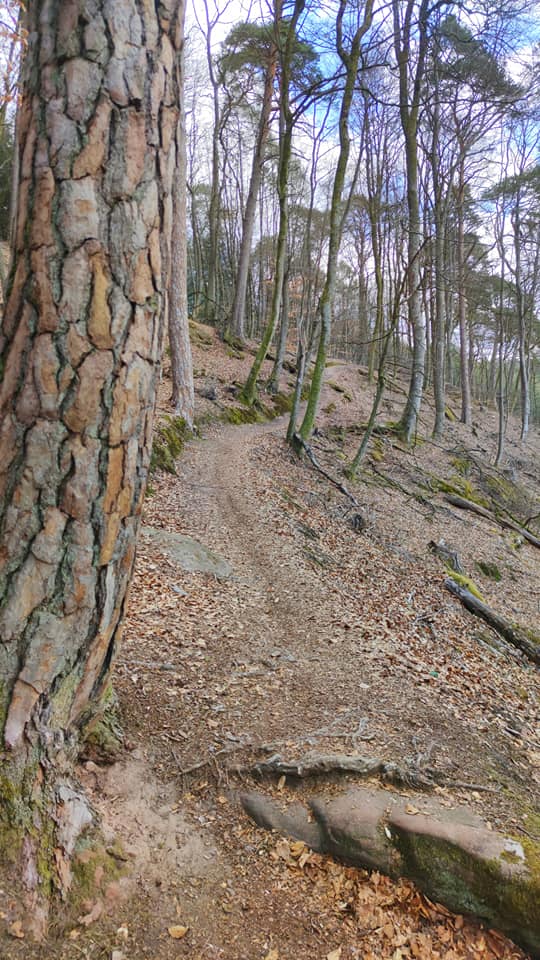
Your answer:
[21,398,535,959]
[95,403,535,960]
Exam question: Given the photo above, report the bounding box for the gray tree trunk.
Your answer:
[393,0,429,445]
[169,0,195,427]
[299,0,373,440]
[230,50,276,341]
[457,164,472,425]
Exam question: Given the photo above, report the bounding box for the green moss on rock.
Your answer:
[189,320,214,346]
[224,405,264,425]
[150,416,189,475]
[326,380,352,401]
[393,830,540,955]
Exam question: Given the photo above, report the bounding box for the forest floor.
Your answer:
[5,327,539,960]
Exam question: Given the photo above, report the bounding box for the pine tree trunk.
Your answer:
[0,0,179,911]
[242,0,292,406]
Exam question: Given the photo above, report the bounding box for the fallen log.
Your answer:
[428,539,464,573]
[444,494,540,550]
[444,577,540,666]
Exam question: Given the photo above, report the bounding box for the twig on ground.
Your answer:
[292,433,362,511]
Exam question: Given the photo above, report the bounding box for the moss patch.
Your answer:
[393,830,540,955]
[370,438,385,463]
[189,320,214,347]
[326,380,352,401]
[475,560,502,582]
[271,391,294,416]
[150,416,189,475]
[223,404,265,426]
[447,571,485,601]
[451,455,471,477]
[80,684,124,763]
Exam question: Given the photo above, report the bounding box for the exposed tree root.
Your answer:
[444,494,540,549]
[234,752,436,789]
[444,577,540,666]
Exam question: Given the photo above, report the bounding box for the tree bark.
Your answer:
[456,162,472,425]
[393,0,429,445]
[299,0,373,441]
[431,82,446,438]
[169,0,195,427]
[242,0,296,406]
[230,47,276,341]
[0,0,179,908]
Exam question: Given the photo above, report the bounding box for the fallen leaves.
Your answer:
[77,899,103,927]
[262,848,526,960]
[114,356,535,960]
[8,920,24,939]
[272,837,312,871]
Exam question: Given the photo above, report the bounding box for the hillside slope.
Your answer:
[10,327,538,959]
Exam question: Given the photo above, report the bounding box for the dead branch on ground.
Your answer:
[444,578,540,666]
[444,494,540,550]
[292,433,363,513]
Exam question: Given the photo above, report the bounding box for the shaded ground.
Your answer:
[3,332,538,959]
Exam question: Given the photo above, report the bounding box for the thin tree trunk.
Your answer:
[243,115,291,403]
[169,0,194,427]
[299,0,373,441]
[0,0,179,910]
[242,0,297,406]
[431,88,446,436]
[394,0,429,445]
[230,50,276,341]
[268,261,290,392]
[512,205,530,440]
[457,164,472,425]
[201,0,222,326]
[495,266,507,467]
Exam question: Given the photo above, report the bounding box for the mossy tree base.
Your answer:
[0,747,94,939]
